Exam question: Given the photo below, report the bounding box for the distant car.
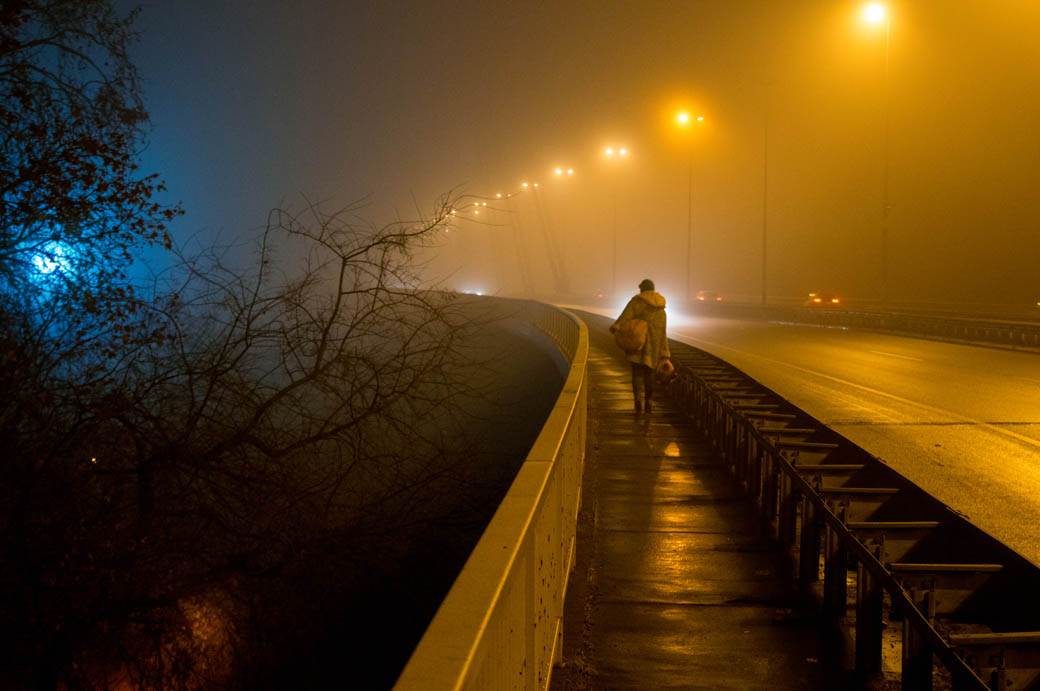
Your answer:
[804,292,841,307]
[696,290,723,303]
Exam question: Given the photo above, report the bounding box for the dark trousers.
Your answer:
[631,363,654,402]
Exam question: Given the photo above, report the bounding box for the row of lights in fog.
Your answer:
[452,0,888,208]
[448,1,892,303]
[452,144,636,216]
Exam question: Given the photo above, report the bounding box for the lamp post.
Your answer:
[676,111,705,303]
[603,145,629,297]
[862,2,892,307]
[761,106,769,306]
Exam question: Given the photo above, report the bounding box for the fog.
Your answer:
[132,1,1040,310]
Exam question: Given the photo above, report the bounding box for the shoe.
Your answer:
[645,398,653,413]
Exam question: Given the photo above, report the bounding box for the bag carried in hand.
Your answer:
[655,357,676,384]
[613,318,648,353]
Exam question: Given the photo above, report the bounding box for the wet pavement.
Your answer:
[552,320,828,690]
[665,316,1040,567]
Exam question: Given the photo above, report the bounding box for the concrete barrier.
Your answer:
[394,301,588,691]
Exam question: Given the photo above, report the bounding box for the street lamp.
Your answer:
[603,144,631,297]
[676,110,705,303]
[861,1,892,307]
[862,2,886,24]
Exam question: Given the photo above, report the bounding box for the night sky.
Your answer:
[130,1,1040,307]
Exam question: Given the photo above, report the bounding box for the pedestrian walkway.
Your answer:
[551,322,828,690]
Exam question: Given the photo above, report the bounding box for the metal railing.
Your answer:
[394,301,588,691]
[668,340,1040,690]
[790,307,1040,349]
[689,302,1040,350]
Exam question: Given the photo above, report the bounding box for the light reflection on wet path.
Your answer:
[553,318,829,690]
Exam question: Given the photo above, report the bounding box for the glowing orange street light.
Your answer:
[676,111,705,128]
[862,2,886,25]
[554,167,564,176]
[521,181,529,189]
[603,144,630,161]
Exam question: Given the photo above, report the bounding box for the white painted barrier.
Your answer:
[394,302,588,691]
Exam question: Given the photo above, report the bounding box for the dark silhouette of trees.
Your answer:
[1,186,497,687]
[1,0,181,332]
[1,2,519,687]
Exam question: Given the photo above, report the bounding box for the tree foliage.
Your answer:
[0,0,182,350]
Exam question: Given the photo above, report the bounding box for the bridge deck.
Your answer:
[552,320,830,690]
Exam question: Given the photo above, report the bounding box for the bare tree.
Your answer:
[1,3,518,686]
[0,192,511,688]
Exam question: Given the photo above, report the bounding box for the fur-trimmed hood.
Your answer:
[636,290,666,309]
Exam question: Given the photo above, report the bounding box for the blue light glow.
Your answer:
[30,241,74,278]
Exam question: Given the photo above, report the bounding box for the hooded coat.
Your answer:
[613,290,671,368]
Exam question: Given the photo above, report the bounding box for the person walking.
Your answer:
[610,278,671,413]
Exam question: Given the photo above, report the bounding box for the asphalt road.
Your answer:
[576,305,1040,565]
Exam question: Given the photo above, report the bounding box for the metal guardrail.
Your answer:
[395,301,588,691]
[790,308,1040,349]
[689,302,1040,349]
[668,341,1040,690]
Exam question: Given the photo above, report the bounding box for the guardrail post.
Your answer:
[748,439,761,501]
[901,589,934,690]
[745,428,755,480]
[696,388,707,434]
[712,399,724,449]
[824,506,848,619]
[732,424,743,480]
[855,545,884,677]
[799,496,822,590]
[762,450,779,535]
[727,413,735,457]
[779,470,798,548]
